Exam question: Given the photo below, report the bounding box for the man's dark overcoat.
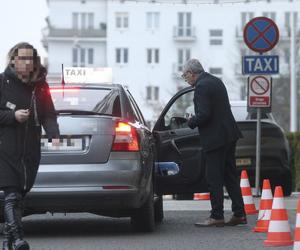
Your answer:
[188,72,242,151]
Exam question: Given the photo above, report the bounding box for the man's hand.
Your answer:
[15,109,30,123]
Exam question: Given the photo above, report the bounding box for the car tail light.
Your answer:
[112,121,139,151]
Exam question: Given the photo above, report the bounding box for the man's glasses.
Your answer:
[181,71,191,79]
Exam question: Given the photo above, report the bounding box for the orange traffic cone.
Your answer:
[193,193,210,200]
[240,170,258,215]
[293,200,300,250]
[264,186,293,247]
[253,179,273,232]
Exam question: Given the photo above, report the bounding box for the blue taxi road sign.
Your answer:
[243,55,279,74]
[243,17,279,53]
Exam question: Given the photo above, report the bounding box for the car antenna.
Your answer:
[61,63,65,98]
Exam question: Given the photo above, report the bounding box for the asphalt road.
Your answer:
[1,196,298,250]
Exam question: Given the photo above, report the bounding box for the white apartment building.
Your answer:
[42,0,300,125]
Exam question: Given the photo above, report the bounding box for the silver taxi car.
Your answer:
[0,84,210,232]
[0,83,209,233]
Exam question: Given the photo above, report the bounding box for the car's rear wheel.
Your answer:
[154,195,164,223]
[131,183,155,232]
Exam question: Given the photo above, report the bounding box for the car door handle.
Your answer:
[171,139,181,156]
[169,130,176,135]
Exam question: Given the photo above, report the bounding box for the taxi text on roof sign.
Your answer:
[63,67,113,84]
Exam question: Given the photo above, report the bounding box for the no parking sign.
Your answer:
[248,75,272,108]
[243,17,279,53]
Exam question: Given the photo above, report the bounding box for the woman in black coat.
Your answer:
[0,42,59,250]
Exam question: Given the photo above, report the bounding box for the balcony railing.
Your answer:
[43,27,107,38]
[173,26,196,41]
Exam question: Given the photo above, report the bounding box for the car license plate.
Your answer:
[236,158,251,166]
[41,136,89,152]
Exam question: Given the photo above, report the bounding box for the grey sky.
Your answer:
[0,0,48,70]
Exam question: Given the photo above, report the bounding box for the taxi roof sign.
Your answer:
[63,67,112,84]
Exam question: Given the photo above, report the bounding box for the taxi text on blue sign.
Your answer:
[242,55,279,75]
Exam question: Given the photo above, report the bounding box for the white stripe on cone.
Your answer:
[296,215,300,227]
[294,241,300,250]
[243,196,255,204]
[262,190,272,199]
[240,179,250,187]
[268,221,291,233]
[272,197,286,209]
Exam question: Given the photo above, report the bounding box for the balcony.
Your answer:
[42,26,107,49]
[173,26,197,42]
[43,27,106,38]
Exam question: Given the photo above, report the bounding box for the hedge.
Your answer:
[286,132,300,191]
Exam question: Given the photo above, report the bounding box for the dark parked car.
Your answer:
[231,101,292,196]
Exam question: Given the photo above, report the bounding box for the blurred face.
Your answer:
[12,48,35,78]
[182,70,197,86]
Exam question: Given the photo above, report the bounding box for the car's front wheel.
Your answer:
[131,183,155,232]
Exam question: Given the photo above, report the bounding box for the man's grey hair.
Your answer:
[182,59,204,74]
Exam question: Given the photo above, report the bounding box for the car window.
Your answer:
[163,90,194,130]
[50,87,121,116]
[126,90,146,125]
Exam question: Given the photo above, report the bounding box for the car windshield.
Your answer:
[49,87,121,116]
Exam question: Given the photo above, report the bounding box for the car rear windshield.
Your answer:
[49,87,121,116]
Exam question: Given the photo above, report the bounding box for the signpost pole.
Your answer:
[243,16,279,197]
[255,107,261,196]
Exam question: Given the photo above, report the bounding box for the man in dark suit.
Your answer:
[182,59,246,227]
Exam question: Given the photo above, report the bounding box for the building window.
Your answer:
[116,12,129,29]
[262,12,276,21]
[209,29,223,45]
[177,48,191,72]
[177,12,192,37]
[147,49,159,64]
[72,12,94,30]
[88,48,94,64]
[209,67,223,75]
[72,47,94,67]
[241,12,254,27]
[116,48,129,64]
[80,48,85,67]
[146,86,159,101]
[146,12,160,29]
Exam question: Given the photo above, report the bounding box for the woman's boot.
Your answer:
[2,223,13,250]
[4,192,29,250]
